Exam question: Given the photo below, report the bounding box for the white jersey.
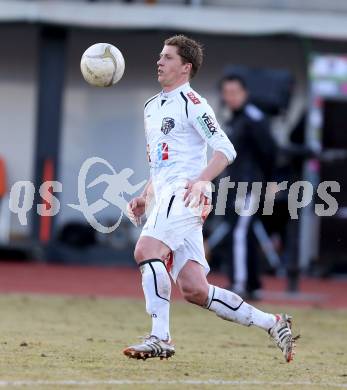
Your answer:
[144,82,236,199]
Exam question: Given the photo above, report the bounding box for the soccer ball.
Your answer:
[80,43,125,87]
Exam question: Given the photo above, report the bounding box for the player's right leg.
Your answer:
[123,236,175,360]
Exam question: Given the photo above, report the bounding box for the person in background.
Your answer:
[220,74,277,299]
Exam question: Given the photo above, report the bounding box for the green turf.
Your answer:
[0,294,346,390]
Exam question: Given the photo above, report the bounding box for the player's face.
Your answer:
[157,45,191,90]
[221,81,248,111]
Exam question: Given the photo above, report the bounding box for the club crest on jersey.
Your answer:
[187,92,201,104]
[161,117,175,135]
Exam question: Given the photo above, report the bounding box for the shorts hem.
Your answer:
[140,232,175,252]
[171,257,210,283]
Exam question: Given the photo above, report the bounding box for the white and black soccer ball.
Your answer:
[80,43,125,87]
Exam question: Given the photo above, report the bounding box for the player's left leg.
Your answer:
[177,260,275,329]
[176,260,295,362]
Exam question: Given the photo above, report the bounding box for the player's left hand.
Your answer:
[183,179,211,208]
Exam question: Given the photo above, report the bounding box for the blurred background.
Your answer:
[1,0,347,304]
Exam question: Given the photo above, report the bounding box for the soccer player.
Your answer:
[124,35,295,362]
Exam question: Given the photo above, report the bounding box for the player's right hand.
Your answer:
[127,196,146,226]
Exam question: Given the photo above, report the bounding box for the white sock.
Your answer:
[139,259,171,340]
[205,285,276,331]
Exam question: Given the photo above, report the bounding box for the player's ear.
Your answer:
[183,62,192,75]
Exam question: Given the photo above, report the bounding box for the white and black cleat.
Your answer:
[123,335,175,361]
[269,313,298,362]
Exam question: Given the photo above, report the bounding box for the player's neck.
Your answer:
[162,79,190,93]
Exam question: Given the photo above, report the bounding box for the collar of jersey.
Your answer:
[160,82,190,99]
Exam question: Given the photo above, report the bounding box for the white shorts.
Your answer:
[140,187,210,282]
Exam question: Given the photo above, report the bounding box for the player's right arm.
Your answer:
[140,178,153,203]
[128,95,157,225]
[127,179,153,225]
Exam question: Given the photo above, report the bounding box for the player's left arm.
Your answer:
[184,100,237,206]
[183,150,230,207]
[198,150,229,182]
[190,100,236,166]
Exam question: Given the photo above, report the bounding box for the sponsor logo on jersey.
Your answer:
[149,143,175,169]
[187,92,201,104]
[197,112,218,138]
[161,117,175,135]
[152,160,175,169]
[157,142,169,160]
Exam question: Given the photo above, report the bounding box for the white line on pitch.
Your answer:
[0,380,347,387]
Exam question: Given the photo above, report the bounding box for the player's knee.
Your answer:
[181,285,208,306]
[134,243,146,262]
[134,238,170,263]
[134,241,166,263]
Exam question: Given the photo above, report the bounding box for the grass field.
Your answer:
[0,294,347,390]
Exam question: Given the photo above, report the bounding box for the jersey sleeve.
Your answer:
[189,99,237,164]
